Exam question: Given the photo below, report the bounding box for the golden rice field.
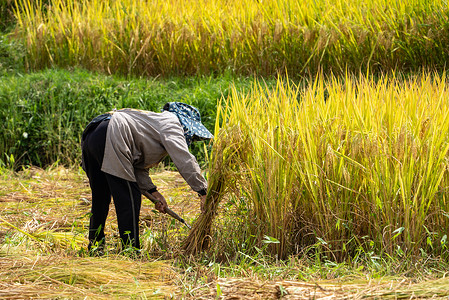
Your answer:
[13,0,449,76]
[4,0,449,297]
[186,72,449,263]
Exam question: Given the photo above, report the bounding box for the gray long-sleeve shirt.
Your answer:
[101,109,208,193]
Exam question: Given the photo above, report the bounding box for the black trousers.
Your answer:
[81,118,142,250]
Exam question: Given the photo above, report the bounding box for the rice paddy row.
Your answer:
[188,72,449,265]
[13,0,449,77]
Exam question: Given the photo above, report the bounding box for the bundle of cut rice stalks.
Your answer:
[182,101,244,255]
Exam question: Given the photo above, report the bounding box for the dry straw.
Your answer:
[0,167,182,298]
[0,251,176,298]
[199,277,449,299]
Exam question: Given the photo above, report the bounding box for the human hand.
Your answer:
[151,191,168,214]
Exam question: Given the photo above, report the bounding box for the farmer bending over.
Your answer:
[81,102,212,254]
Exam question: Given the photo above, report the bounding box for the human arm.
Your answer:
[134,168,168,213]
[159,124,209,194]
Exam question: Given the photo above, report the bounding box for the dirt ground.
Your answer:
[1,167,449,299]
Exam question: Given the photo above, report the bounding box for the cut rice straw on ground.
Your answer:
[183,99,247,255]
[197,277,449,299]
[0,251,176,299]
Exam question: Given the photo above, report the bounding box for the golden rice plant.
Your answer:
[13,0,449,76]
[184,72,449,260]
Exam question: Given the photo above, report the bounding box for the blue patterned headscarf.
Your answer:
[163,102,213,146]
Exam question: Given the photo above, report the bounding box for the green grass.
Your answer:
[0,32,25,73]
[0,0,15,32]
[0,68,262,168]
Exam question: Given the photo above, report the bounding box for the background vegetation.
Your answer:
[0,68,257,167]
[14,0,449,77]
[0,0,15,32]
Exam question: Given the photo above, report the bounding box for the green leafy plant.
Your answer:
[0,68,258,168]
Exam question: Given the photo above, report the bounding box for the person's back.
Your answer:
[81,103,212,255]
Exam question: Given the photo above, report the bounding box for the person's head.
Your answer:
[163,102,213,146]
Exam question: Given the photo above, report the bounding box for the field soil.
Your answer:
[1,167,449,299]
